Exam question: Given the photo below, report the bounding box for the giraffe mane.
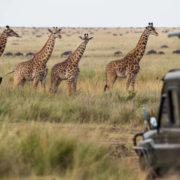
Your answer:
[34,33,53,57]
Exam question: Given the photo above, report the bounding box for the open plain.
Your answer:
[0,27,180,179]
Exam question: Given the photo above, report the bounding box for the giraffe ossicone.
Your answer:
[3,27,62,90]
[50,33,93,95]
[0,25,20,57]
[104,23,158,92]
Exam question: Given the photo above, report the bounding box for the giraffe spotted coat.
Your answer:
[0,26,20,57]
[12,27,62,90]
[104,23,158,91]
[50,33,93,95]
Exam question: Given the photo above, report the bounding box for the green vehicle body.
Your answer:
[133,68,180,176]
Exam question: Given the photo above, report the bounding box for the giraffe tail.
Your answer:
[104,72,108,92]
[0,70,14,84]
[104,84,108,92]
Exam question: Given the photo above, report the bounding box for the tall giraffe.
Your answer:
[50,33,93,95]
[1,27,62,90]
[104,23,158,91]
[0,26,20,57]
[0,26,20,83]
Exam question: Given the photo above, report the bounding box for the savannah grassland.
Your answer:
[0,27,180,180]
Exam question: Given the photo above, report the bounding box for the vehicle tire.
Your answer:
[146,167,161,180]
[146,170,156,180]
[139,154,146,170]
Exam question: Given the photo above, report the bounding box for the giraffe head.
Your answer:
[146,23,158,36]
[79,33,93,43]
[3,26,20,37]
[48,27,62,39]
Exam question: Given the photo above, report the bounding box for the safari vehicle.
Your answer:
[168,31,180,38]
[133,68,180,178]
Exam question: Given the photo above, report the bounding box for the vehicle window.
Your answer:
[168,90,180,126]
[160,96,169,127]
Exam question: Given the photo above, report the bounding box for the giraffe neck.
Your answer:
[134,29,150,62]
[68,41,87,65]
[33,34,55,65]
[0,32,8,57]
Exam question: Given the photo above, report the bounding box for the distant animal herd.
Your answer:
[0,23,179,95]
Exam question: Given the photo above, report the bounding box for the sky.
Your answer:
[1,0,180,27]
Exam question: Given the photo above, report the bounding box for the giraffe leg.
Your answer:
[73,77,78,93]
[50,78,61,93]
[130,73,138,91]
[131,66,140,91]
[41,69,48,92]
[13,75,24,89]
[126,74,132,91]
[107,72,117,90]
[54,79,61,93]
[33,78,39,90]
[67,80,73,96]
[20,79,26,87]
[41,78,46,92]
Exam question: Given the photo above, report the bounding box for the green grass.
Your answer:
[0,26,180,179]
[0,123,143,180]
[0,86,159,125]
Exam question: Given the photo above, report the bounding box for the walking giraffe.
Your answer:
[104,23,158,91]
[0,26,20,83]
[1,27,62,90]
[50,33,93,95]
[0,26,20,57]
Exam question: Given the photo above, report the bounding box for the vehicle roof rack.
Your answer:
[168,68,180,73]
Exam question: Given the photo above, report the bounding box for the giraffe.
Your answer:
[0,25,20,57]
[104,23,158,92]
[0,26,20,84]
[1,27,62,90]
[50,33,93,95]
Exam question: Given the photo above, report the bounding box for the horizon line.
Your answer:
[0,26,180,28]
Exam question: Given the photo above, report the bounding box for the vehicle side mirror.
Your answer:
[149,117,157,129]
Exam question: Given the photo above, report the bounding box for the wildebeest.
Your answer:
[61,51,72,57]
[173,50,180,54]
[158,51,165,55]
[26,52,34,57]
[14,52,23,56]
[114,51,122,57]
[162,29,169,33]
[160,45,169,48]
[36,35,42,38]
[146,49,157,55]
[4,52,13,56]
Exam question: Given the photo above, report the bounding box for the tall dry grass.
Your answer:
[0,27,180,179]
[0,122,144,180]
